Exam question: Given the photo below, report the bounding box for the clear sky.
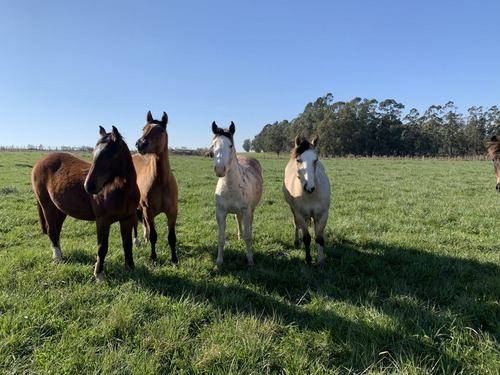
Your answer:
[1,0,499,150]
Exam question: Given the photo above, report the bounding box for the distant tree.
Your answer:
[242,139,251,152]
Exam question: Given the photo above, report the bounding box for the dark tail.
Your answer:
[36,201,47,234]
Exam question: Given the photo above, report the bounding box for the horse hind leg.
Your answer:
[293,213,300,249]
[242,211,254,267]
[120,215,136,271]
[166,207,179,266]
[235,214,243,240]
[133,209,142,248]
[42,202,66,261]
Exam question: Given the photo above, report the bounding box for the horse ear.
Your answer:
[212,121,218,134]
[161,112,168,127]
[295,135,301,147]
[99,126,107,137]
[229,121,235,135]
[311,135,319,147]
[146,111,153,123]
[111,126,121,142]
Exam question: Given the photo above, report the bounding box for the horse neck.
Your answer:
[147,146,172,179]
[222,152,242,185]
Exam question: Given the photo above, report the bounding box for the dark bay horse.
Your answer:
[133,111,178,266]
[282,135,331,266]
[31,126,140,281]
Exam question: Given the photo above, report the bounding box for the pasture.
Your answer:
[0,152,499,374]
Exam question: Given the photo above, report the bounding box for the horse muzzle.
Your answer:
[135,138,149,154]
[84,180,100,195]
[304,184,316,194]
[496,183,500,193]
[214,165,226,177]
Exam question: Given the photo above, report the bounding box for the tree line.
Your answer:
[248,93,500,157]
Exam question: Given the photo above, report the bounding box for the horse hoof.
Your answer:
[247,260,255,267]
[149,258,158,266]
[294,241,300,249]
[316,260,325,268]
[133,238,141,248]
[94,272,105,282]
[171,261,179,269]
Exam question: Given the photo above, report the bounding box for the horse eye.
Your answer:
[297,159,302,164]
[230,144,233,148]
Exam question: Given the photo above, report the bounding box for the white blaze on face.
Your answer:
[93,142,106,159]
[297,149,317,193]
[212,136,232,177]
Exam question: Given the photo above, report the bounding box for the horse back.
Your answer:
[32,153,96,220]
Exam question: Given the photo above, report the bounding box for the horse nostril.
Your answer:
[85,181,96,195]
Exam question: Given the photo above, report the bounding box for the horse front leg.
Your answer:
[296,216,312,265]
[215,208,227,267]
[166,208,179,267]
[143,211,157,263]
[120,215,135,270]
[313,212,328,267]
[94,221,110,282]
[242,210,254,267]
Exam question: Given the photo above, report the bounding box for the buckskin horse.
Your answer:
[31,126,140,281]
[282,135,331,266]
[133,111,179,266]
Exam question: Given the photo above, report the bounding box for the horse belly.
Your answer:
[51,180,95,220]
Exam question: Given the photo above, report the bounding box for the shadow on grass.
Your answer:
[63,236,500,372]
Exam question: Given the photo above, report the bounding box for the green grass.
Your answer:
[0,152,499,374]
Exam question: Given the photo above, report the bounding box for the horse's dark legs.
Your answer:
[167,208,178,266]
[313,213,328,266]
[168,227,178,266]
[303,231,312,265]
[120,215,135,270]
[45,205,66,261]
[94,222,110,282]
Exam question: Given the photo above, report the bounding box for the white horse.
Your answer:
[212,121,263,267]
[282,135,331,266]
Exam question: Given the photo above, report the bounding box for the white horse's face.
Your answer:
[212,135,234,177]
[296,149,318,194]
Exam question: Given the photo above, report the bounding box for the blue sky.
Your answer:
[1,0,499,150]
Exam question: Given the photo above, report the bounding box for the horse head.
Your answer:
[211,121,236,177]
[84,126,128,195]
[136,111,169,155]
[488,136,500,193]
[293,135,319,194]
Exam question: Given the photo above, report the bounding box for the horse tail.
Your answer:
[137,208,143,223]
[36,200,48,234]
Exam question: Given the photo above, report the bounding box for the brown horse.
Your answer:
[31,126,140,281]
[133,111,178,265]
[488,136,500,192]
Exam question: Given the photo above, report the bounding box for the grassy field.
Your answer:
[0,151,499,374]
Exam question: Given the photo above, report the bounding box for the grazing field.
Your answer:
[0,151,499,374]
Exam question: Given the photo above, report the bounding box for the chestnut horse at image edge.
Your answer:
[133,111,178,265]
[282,135,331,266]
[31,126,140,281]
[488,136,500,193]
